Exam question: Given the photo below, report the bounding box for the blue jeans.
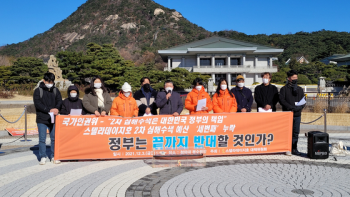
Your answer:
[37,123,55,159]
[292,116,301,150]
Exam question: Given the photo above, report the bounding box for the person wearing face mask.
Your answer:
[110,82,139,117]
[230,75,253,112]
[213,79,237,113]
[279,70,305,156]
[83,76,112,117]
[60,85,87,115]
[185,78,213,114]
[134,77,158,116]
[254,72,279,112]
[33,72,62,165]
[156,80,184,116]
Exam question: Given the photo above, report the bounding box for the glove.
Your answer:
[294,106,303,111]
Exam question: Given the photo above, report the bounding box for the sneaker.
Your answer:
[51,157,61,164]
[39,157,46,165]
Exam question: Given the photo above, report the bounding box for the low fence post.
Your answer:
[20,105,31,142]
[324,108,327,133]
[327,92,331,112]
[24,105,27,141]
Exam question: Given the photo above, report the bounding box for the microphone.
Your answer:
[167,90,171,104]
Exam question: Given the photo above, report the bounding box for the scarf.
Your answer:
[95,88,105,108]
[287,80,298,95]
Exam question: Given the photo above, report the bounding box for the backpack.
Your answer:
[38,87,57,98]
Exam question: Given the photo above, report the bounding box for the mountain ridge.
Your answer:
[1,0,350,66]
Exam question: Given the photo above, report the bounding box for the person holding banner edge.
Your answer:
[83,76,112,117]
[156,80,184,116]
[110,82,139,118]
[212,78,237,113]
[279,70,305,155]
[33,72,62,165]
[185,78,213,114]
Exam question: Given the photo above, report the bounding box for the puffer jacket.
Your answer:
[212,89,237,113]
[60,85,87,115]
[185,86,213,114]
[110,92,139,117]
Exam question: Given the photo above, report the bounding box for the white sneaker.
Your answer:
[39,157,46,165]
[51,157,61,164]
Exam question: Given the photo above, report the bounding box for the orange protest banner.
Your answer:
[55,112,293,160]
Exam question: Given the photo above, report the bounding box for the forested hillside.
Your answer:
[0,0,210,68]
[1,0,349,67]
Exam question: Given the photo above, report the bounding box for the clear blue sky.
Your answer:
[1,0,350,45]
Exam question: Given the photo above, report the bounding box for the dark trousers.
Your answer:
[292,116,301,149]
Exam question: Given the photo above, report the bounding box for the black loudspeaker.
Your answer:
[307,131,329,159]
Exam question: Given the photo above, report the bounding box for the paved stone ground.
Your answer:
[1,134,350,197]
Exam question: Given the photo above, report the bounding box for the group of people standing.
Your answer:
[34,69,305,165]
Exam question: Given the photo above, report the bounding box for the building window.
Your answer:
[215,74,227,85]
[200,58,211,66]
[231,58,241,65]
[231,73,242,85]
[170,59,173,68]
[215,58,226,66]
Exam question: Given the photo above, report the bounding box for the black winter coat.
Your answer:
[33,82,62,124]
[134,87,158,116]
[231,86,253,112]
[254,84,279,112]
[156,90,184,115]
[279,84,305,117]
[60,85,87,115]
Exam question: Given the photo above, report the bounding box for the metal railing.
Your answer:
[301,109,327,133]
[0,105,31,142]
[304,93,350,113]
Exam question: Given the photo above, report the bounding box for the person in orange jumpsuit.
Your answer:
[111,82,138,117]
[185,78,213,114]
[212,78,237,113]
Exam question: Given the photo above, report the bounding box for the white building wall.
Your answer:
[257,57,268,67]
[245,57,254,66]
[185,58,196,67]
[172,58,182,68]
[256,73,263,83]
[245,73,255,85]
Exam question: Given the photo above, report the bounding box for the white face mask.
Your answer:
[70,93,77,98]
[45,84,53,89]
[195,86,202,91]
[262,78,269,84]
[165,87,173,93]
[124,92,131,97]
[220,85,227,90]
[94,83,102,89]
[237,83,244,88]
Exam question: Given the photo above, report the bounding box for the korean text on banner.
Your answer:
[55,112,293,160]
